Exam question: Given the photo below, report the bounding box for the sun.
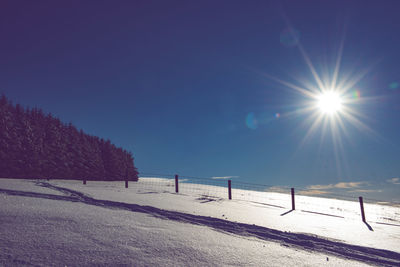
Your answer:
[260,26,379,180]
[261,38,375,150]
[260,28,376,151]
[316,90,343,115]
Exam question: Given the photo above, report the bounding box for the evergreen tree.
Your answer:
[0,95,139,181]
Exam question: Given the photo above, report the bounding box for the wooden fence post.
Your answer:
[228,180,232,200]
[175,174,179,193]
[291,188,295,210]
[83,179,86,185]
[125,179,128,188]
[359,196,366,222]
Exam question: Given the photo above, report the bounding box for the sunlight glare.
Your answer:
[317,91,343,115]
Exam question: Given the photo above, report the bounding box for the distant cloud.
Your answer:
[307,184,335,190]
[267,186,290,193]
[335,182,368,188]
[298,190,329,195]
[211,176,239,180]
[307,181,367,190]
[348,189,383,193]
[386,178,400,185]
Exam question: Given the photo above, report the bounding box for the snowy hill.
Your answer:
[0,178,399,266]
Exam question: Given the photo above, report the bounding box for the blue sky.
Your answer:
[1,1,399,201]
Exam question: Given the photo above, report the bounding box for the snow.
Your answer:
[0,178,399,266]
[0,178,65,196]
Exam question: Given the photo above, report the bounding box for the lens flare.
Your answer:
[352,90,361,99]
[280,28,301,47]
[245,112,258,130]
[389,82,399,90]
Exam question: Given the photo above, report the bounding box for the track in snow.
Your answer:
[0,181,399,267]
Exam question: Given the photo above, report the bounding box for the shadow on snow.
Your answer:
[0,182,399,267]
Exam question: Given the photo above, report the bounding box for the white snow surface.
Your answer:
[0,178,399,266]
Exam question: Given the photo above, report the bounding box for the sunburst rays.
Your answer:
[261,31,381,177]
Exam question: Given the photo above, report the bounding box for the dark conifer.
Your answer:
[0,95,139,181]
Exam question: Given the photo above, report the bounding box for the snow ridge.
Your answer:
[1,181,399,266]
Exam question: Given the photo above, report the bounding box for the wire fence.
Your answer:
[9,173,397,227]
[134,173,400,226]
[2,173,400,226]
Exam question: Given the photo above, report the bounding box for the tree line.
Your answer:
[0,94,138,181]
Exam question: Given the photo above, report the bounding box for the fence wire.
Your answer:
[136,174,400,225]
[39,173,398,226]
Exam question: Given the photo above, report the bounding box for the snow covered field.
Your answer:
[0,178,399,266]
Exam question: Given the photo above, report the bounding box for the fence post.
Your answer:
[83,179,86,185]
[359,196,366,222]
[228,180,232,200]
[125,179,128,188]
[175,174,179,193]
[291,188,295,210]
